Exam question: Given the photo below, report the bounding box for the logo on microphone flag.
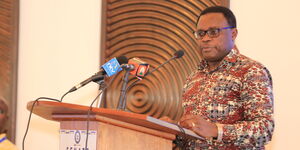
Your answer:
[102,57,122,76]
[137,64,149,77]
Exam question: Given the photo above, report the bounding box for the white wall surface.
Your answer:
[17,0,101,150]
[231,0,300,149]
[16,0,300,150]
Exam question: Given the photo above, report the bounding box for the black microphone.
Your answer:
[174,50,184,58]
[146,50,185,76]
[68,56,128,93]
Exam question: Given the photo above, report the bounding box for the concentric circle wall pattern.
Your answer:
[102,0,228,120]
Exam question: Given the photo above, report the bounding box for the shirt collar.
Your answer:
[198,48,239,72]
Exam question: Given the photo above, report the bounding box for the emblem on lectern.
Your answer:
[74,130,81,144]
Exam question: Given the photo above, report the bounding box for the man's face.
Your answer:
[0,100,8,132]
[196,13,237,62]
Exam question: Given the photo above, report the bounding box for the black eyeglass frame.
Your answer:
[194,26,235,39]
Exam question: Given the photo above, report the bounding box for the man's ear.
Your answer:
[232,28,238,41]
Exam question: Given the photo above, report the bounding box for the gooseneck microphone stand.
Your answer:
[117,66,132,110]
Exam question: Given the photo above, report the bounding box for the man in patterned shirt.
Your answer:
[178,6,274,149]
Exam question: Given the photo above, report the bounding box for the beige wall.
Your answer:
[231,0,300,150]
[17,0,101,149]
[17,0,300,150]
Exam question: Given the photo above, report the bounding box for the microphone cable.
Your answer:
[22,97,61,150]
[84,66,123,150]
[23,57,128,150]
[22,66,122,150]
[60,90,71,102]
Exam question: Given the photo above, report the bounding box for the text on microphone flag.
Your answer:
[102,57,122,76]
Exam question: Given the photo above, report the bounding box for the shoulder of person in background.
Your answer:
[0,133,18,150]
[0,97,18,150]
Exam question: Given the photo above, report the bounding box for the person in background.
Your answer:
[162,6,274,149]
[0,96,18,150]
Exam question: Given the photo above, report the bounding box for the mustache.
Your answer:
[200,46,215,49]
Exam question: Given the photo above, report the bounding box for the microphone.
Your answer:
[174,50,184,58]
[68,56,128,93]
[146,50,185,76]
[126,50,184,89]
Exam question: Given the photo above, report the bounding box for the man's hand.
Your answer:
[179,114,218,139]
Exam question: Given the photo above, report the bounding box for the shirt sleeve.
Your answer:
[221,64,275,148]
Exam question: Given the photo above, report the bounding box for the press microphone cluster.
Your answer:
[59,50,185,150]
[66,50,184,108]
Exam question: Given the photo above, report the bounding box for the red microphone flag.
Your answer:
[128,58,150,79]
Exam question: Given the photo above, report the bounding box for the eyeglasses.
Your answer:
[194,26,235,40]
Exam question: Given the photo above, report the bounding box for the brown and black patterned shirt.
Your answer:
[182,49,274,149]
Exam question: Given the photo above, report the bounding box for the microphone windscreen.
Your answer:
[116,56,128,64]
[174,50,184,58]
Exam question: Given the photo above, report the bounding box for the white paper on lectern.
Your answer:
[146,116,204,140]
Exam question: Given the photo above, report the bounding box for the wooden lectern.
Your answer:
[27,100,202,150]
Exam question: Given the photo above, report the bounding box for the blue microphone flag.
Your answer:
[102,57,122,76]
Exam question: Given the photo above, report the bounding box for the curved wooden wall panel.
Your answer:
[0,0,19,141]
[102,0,229,120]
